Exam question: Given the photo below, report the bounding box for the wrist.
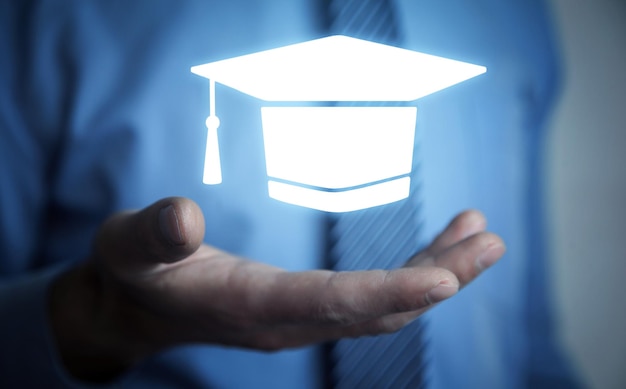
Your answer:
[48,263,140,382]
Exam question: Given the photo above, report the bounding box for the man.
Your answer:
[0,0,578,387]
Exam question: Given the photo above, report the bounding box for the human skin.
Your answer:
[49,197,505,382]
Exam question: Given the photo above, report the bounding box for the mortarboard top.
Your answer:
[190,35,487,212]
[191,35,486,102]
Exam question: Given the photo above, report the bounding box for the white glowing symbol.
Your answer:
[191,35,485,212]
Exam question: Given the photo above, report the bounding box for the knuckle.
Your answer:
[314,274,353,324]
[382,270,422,313]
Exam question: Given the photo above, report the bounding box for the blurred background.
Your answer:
[548,0,626,388]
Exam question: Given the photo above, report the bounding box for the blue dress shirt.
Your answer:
[0,0,580,388]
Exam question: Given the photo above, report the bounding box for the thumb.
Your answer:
[94,197,205,276]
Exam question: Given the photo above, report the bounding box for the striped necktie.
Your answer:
[325,1,427,388]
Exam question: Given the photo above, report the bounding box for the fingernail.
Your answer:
[425,280,458,305]
[475,244,505,273]
[159,205,185,246]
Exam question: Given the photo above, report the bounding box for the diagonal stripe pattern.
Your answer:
[326,0,403,45]
[325,0,427,388]
[328,177,426,389]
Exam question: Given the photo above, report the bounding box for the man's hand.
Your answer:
[49,197,504,381]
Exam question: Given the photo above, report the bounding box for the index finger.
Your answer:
[251,267,459,326]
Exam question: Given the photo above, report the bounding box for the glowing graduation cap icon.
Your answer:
[191,35,485,212]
